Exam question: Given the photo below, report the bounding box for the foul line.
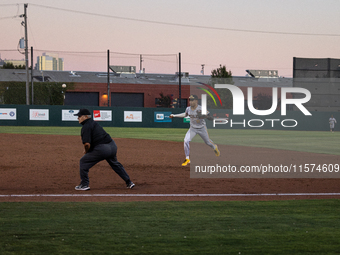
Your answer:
[0,193,340,197]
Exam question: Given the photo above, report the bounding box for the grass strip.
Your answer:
[0,200,339,254]
[1,126,339,155]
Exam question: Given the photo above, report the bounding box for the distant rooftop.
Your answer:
[0,69,292,87]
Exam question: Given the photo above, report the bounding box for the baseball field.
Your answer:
[0,127,339,254]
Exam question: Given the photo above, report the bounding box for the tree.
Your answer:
[2,62,15,69]
[15,64,25,69]
[207,65,233,109]
[211,64,232,79]
[0,82,26,104]
[2,62,25,69]
[0,81,73,105]
[156,92,172,108]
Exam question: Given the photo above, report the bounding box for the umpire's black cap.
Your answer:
[74,109,91,117]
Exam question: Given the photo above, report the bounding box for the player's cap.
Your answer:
[189,94,198,101]
[74,109,91,117]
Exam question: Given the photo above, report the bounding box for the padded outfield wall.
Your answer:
[0,105,187,128]
[0,105,338,131]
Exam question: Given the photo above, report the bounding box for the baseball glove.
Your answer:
[197,110,213,121]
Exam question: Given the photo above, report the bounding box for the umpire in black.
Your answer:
[74,109,135,191]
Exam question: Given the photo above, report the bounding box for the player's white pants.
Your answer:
[184,127,216,158]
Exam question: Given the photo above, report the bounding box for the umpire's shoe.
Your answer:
[75,184,90,191]
[127,181,135,189]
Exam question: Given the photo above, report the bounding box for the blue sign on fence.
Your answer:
[154,112,172,123]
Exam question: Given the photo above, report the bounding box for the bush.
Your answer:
[0,81,74,105]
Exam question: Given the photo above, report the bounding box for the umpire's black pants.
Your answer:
[79,140,130,186]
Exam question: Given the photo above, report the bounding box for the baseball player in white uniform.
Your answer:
[170,94,220,166]
[329,115,337,132]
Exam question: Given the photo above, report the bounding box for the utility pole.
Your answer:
[201,64,205,75]
[31,46,34,104]
[178,52,181,108]
[140,54,143,73]
[24,3,29,105]
[107,49,110,107]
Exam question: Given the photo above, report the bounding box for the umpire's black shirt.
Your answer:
[81,118,112,152]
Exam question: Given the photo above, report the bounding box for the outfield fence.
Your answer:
[0,104,338,131]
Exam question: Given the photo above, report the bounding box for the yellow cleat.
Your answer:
[214,146,220,157]
[182,158,190,166]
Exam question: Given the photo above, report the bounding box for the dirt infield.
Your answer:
[0,133,339,202]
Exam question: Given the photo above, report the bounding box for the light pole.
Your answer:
[178,52,181,108]
[107,49,110,107]
[31,46,33,104]
[23,4,29,105]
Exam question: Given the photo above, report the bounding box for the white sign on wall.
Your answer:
[124,111,142,122]
[30,109,49,121]
[0,108,17,120]
[62,109,79,121]
[93,110,112,121]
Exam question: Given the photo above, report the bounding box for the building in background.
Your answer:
[5,60,25,67]
[0,54,25,68]
[36,53,64,71]
[0,66,294,108]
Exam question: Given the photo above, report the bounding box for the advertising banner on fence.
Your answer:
[154,112,172,123]
[30,109,49,121]
[124,111,142,122]
[62,110,79,121]
[93,110,112,121]
[0,108,17,120]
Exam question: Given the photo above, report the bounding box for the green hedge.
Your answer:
[0,81,74,105]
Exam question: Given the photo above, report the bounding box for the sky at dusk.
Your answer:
[1,0,340,77]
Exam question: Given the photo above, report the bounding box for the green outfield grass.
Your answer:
[1,200,339,254]
[0,126,187,141]
[207,129,340,155]
[0,126,339,155]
